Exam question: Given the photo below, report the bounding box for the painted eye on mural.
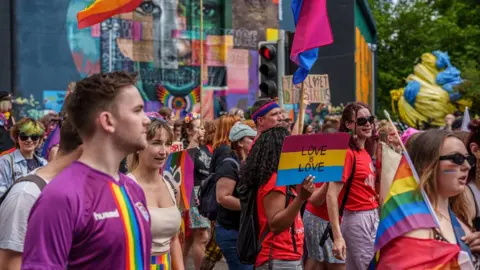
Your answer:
[136,1,161,16]
[203,4,217,18]
[193,4,217,18]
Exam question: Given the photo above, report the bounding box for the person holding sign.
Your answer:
[326,102,379,269]
[240,126,315,269]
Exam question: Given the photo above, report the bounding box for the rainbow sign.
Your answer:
[276,133,350,186]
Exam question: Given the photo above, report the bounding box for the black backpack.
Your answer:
[236,183,296,265]
[0,174,47,206]
[198,157,240,221]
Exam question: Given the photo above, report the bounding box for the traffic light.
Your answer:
[258,41,278,98]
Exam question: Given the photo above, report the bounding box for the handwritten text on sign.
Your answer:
[282,75,330,104]
[276,133,350,186]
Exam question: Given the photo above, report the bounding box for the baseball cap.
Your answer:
[229,123,257,142]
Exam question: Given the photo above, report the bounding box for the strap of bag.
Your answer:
[339,155,357,216]
[165,178,178,199]
[9,154,14,182]
[320,154,356,246]
[0,174,47,205]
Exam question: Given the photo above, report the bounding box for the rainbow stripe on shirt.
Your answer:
[109,182,145,270]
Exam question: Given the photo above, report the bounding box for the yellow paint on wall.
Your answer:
[266,28,279,41]
[355,27,373,106]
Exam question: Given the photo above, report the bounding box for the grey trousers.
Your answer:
[255,260,303,270]
[341,208,379,270]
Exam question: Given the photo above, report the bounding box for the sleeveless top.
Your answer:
[128,173,182,254]
[467,182,480,231]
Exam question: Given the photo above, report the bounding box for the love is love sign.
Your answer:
[276,133,350,186]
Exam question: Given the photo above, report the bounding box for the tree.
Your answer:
[368,0,480,116]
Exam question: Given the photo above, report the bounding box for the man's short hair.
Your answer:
[250,98,275,118]
[58,118,82,155]
[66,72,138,137]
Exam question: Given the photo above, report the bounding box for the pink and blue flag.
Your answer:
[290,0,333,84]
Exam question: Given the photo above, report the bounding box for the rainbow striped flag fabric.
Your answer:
[77,0,142,29]
[375,153,440,251]
[276,133,350,186]
[162,149,195,211]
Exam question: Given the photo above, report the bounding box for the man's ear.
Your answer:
[98,111,115,134]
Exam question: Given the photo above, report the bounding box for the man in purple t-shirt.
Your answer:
[22,72,152,270]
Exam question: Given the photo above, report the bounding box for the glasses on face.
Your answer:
[19,134,40,141]
[439,153,476,167]
[356,116,375,126]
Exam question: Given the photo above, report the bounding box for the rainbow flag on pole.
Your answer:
[374,153,440,251]
[162,149,195,211]
[77,0,142,29]
[290,0,333,84]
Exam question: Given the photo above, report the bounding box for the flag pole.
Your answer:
[199,0,204,124]
[298,82,306,134]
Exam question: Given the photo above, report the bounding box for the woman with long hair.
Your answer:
[240,126,314,269]
[326,102,378,269]
[464,120,480,231]
[127,113,184,270]
[377,130,479,268]
[181,112,212,270]
[211,116,254,270]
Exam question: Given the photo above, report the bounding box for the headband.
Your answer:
[184,112,201,124]
[146,112,167,123]
[252,102,279,123]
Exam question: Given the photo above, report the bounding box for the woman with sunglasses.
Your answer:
[0,118,47,197]
[127,113,184,270]
[326,102,379,269]
[376,130,480,268]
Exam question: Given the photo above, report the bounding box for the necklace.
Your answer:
[436,210,451,223]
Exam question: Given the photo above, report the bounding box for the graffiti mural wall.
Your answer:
[12,0,279,120]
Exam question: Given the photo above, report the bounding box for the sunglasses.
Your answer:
[439,153,476,167]
[19,134,40,141]
[356,116,375,126]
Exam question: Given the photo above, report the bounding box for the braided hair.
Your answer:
[240,126,289,189]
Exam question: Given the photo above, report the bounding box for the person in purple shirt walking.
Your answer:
[22,72,152,270]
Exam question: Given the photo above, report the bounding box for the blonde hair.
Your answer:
[127,119,173,172]
[0,100,11,112]
[408,130,473,228]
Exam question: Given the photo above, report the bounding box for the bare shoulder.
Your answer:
[404,228,432,239]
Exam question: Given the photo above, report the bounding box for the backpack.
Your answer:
[198,157,240,221]
[0,174,47,207]
[236,182,296,265]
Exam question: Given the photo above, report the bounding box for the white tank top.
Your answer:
[127,173,182,254]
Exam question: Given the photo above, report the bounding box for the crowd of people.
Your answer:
[0,71,479,269]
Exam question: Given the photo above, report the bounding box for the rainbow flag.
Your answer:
[290,0,333,84]
[370,236,468,269]
[162,149,195,211]
[276,133,350,186]
[374,153,440,252]
[77,0,142,29]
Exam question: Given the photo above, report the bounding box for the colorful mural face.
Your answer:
[61,0,279,120]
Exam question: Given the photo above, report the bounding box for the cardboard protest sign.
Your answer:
[379,143,402,204]
[282,74,330,104]
[276,132,350,186]
[162,149,196,210]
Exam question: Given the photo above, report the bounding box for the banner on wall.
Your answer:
[276,132,349,186]
[282,74,330,104]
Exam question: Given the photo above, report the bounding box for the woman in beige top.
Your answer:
[127,113,184,270]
